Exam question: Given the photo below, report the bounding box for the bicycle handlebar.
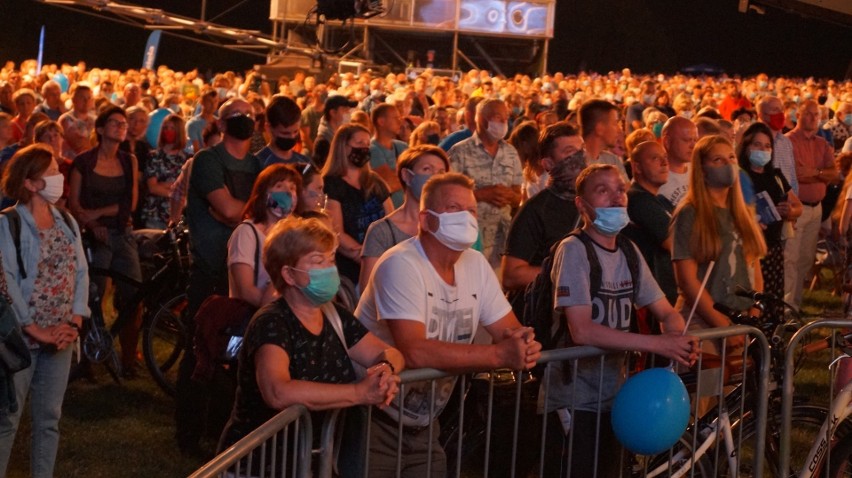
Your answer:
[802,331,852,355]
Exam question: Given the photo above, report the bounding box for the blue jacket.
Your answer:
[0,204,90,327]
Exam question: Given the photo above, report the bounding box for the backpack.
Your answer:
[521,229,642,351]
[0,206,76,280]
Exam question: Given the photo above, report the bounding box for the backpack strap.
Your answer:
[0,208,25,280]
[320,302,348,353]
[0,206,78,281]
[616,234,642,302]
[570,229,641,303]
[242,221,262,287]
[384,218,399,246]
[569,229,602,300]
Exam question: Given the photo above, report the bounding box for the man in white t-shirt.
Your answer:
[356,172,541,477]
[658,116,698,208]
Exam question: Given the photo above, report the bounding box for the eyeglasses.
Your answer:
[107,119,129,129]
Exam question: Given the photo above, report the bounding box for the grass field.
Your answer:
[7,368,209,478]
[4,288,848,477]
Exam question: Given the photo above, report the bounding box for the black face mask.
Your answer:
[275,136,298,151]
[225,115,255,140]
[348,147,371,168]
[426,133,441,145]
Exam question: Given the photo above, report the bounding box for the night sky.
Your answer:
[1,0,850,78]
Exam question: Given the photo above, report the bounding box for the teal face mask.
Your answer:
[290,265,340,306]
[268,191,294,218]
[651,122,664,139]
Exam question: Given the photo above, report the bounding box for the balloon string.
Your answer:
[682,260,715,334]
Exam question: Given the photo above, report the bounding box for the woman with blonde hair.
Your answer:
[671,135,766,349]
[322,123,392,286]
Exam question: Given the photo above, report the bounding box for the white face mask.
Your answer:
[487,120,508,140]
[427,210,478,251]
[39,173,64,204]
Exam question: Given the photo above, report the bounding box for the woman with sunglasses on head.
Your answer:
[228,164,302,307]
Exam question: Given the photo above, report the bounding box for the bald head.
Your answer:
[219,98,252,119]
[661,116,694,139]
[661,116,698,165]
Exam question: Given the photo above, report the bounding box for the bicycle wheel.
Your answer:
[716,405,828,477]
[142,293,188,396]
[828,432,852,478]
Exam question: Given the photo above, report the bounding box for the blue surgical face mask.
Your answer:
[290,265,340,306]
[583,199,629,236]
[748,149,772,168]
[406,169,431,201]
[267,191,294,218]
[788,110,797,123]
[592,207,630,236]
[844,114,852,127]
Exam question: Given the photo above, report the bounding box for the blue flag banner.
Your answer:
[142,30,162,70]
[37,26,45,73]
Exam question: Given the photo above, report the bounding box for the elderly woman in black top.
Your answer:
[219,216,403,470]
[68,105,142,376]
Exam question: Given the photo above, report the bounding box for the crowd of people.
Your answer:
[0,56,851,476]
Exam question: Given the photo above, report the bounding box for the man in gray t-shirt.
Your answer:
[542,164,697,478]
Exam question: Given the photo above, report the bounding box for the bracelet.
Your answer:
[69,322,82,332]
[376,359,395,374]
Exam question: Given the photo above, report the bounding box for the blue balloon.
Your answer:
[146,108,170,148]
[611,367,690,455]
[53,73,69,93]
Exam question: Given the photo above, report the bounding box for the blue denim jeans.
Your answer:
[0,345,73,478]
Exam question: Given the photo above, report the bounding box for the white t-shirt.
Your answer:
[658,166,690,208]
[227,221,270,293]
[356,237,511,426]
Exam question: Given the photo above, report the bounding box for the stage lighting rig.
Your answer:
[316,0,384,20]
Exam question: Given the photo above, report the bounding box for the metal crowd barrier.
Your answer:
[780,318,852,477]
[189,405,313,478]
[190,325,770,478]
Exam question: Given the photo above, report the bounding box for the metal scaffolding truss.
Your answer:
[36,0,288,59]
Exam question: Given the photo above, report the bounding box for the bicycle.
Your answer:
[80,223,191,395]
[671,293,852,478]
[435,288,852,478]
